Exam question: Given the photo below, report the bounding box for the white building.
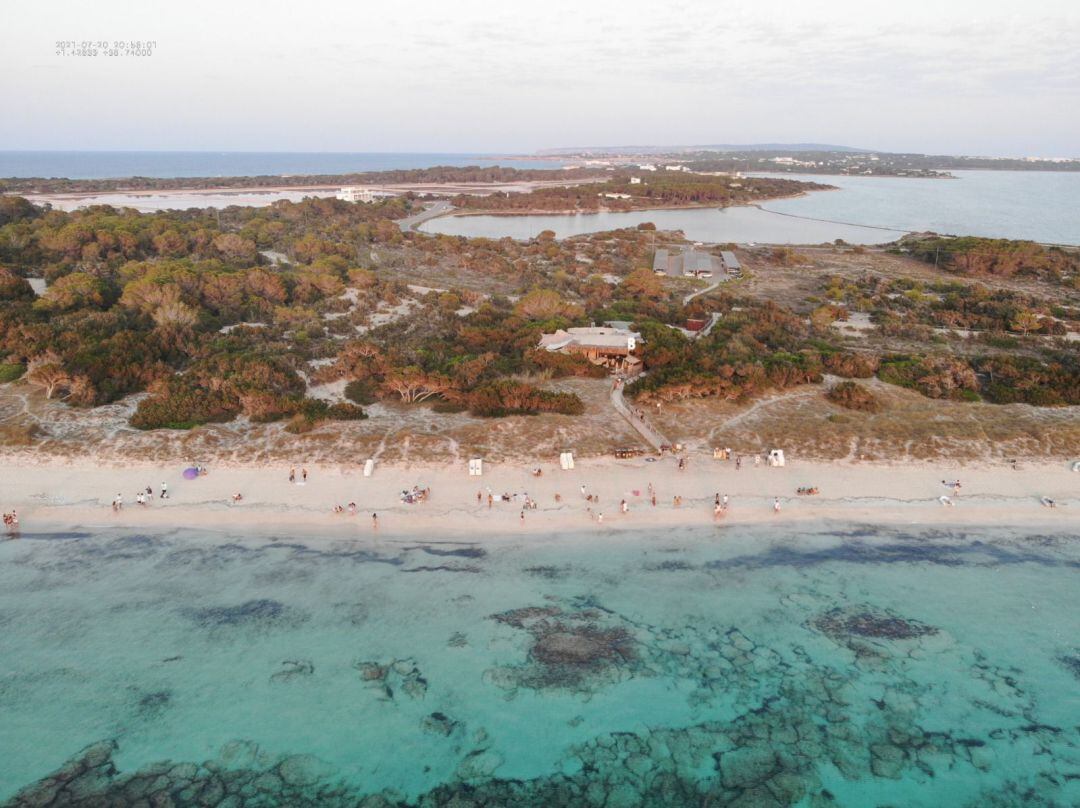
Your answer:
[629,176,642,184]
[638,163,658,171]
[336,186,376,203]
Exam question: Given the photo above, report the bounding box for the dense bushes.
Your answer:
[876,355,979,400]
[903,236,1079,287]
[976,353,1080,406]
[466,380,584,417]
[826,381,883,412]
[131,353,306,429]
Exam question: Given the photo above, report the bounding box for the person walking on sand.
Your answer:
[488,493,493,509]
[722,494,729,510]
[160,482,168,499]
[520,510,525,524]
[597,512,604,524]
[301,468,308,483]
[651,493,657,507]
[477,490,482,505]
[620,499,628,514]
[372,513,378,530]
[714,502,724,520]
[736,456,742,471]
[289,468,296,484]
[773,497,781,513]
[580,484,587,499]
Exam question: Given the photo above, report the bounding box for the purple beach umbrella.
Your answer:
[182,467,199,480]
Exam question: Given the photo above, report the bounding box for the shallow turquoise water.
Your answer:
[1,523,1078,806]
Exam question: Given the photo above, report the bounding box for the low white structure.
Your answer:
[337,186,376,203]
[560,452,575,470]
[363,458,375,477]
[767,449,786,467]
[629,176,642,184]
[468,458,483,476]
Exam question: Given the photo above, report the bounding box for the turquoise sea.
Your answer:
[1,524,1078,807]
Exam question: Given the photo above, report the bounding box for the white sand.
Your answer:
[1,455,1075,538]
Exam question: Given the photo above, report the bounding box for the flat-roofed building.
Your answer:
[538,326,643,374]
[720,250,742,273]
[336,186,376,203]
[653,247,717,278]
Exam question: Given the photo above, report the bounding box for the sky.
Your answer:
[2,0,1078,156]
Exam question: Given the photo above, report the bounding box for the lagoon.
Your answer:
[420,171,1080,245]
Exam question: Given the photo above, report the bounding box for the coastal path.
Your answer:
[611,377,670,453]
[681,279,721,306]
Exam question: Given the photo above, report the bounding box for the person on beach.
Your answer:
[488,493,493,509]
[555,493,562,503]
[736,456,742,471]
[302,468,308,483]
[620,499,628,514]
[723,494,729,510]
[580,484,587,499]
[348,502,357,515]
[232,493,243,503]
[372,513,378,530]
[597,512,604,524]
[334,504,344,514]
[477,490,482,504]
[289,468,296,483]
[651,493,657,507]
[160,482,168,499]
[520,510,525,524]
[773,497,781,513]
[113,493,123,511]
[145,485,153,497]
[714,502,724,519]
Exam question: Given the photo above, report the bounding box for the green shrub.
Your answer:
[344,379,378,405]
[0,363,26,383]
[327,402,367,420]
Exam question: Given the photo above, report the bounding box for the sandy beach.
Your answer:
[2,455,1075,540]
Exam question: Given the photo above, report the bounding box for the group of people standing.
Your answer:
[112,483,169,511]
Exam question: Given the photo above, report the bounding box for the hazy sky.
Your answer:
[3,0,1078,156]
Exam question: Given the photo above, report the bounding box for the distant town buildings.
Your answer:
[601,192,632,200]
[638,163,658,171]
[629,176,642,184]
[336,186,376,203]
[538,325,643,374]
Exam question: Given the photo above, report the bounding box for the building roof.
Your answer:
[684,250,716,275]
[538,327,641,354]
[720,250,741,270]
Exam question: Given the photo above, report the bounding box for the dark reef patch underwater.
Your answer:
[2,524,1079,807]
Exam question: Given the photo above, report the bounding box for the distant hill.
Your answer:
[536,144,871,156]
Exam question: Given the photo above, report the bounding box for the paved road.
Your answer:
[396,200,454,231]
[610,378,669,453]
